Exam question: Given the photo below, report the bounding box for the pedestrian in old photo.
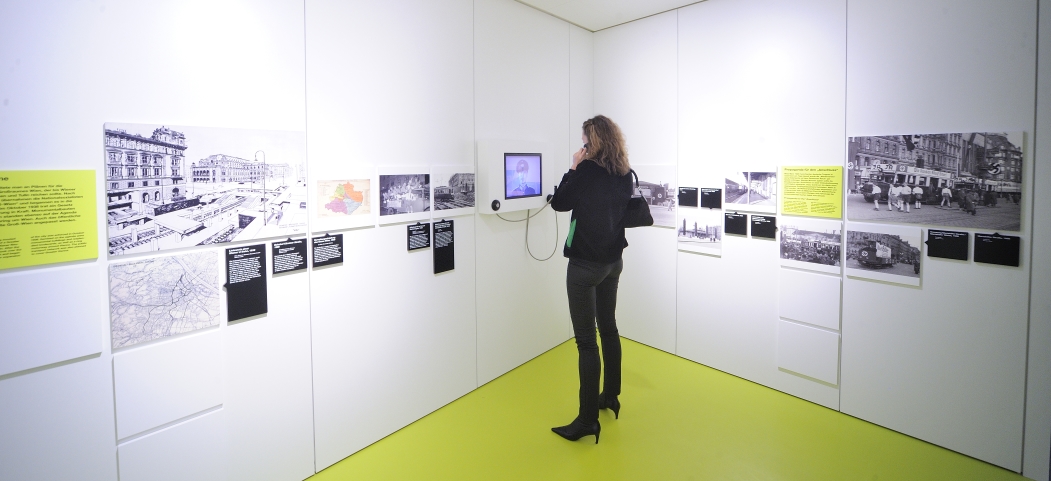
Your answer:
[896,183,910,213]
[867,182,882,211]
[913,184,923,210]
[941,185,952,207]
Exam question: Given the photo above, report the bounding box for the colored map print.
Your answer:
[317,179,370,217]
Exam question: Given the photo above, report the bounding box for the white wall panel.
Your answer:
[309,223,478,469]
[779,268,841,331]
[0,357,117,481]
[305,0,478,469]
[113,331,224,440]
[223,257,314,481]
[1,1,307,481]
[777,320,840,385]
[673,0,845,410]
[594,11,678,167]
[0,263,101,376]
[841,0,1035,471]
[620,227,678,353]
[1024,2,1051,478]
[474,0,573,385]
[570,25,594,157]
[117,408,227,481]
[593,11,678,353]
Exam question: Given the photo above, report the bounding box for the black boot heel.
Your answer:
[599,393,621,419]
[552,420,601,444]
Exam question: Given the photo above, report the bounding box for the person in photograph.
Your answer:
[865,181,882,211]
[913,184,924,209]
[511,159,536,197]
[941,185,953,207]
[895,183,910,213]
[549,115,633,444]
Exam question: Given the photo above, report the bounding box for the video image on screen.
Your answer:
[504,153,542,199]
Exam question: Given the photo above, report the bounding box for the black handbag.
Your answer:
[622,169,654,228]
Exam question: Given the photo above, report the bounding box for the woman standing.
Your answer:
[549,115,634,444]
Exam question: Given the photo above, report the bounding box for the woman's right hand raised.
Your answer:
[571,146,587,170]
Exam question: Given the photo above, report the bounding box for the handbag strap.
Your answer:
[629,169,640,189]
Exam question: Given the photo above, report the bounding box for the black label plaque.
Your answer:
[925,230,969,261]
[408,222,431,251]
[725,212,748,236]
[312,234,344,268]
[700,188,722,209]
[433,220,454,274]
[974,233,1021,267]
[225,244,267,322]
[750,215,777,239]
[272,239,307,274]
[678,187,699,207]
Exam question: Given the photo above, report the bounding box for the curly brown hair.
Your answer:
[582,115,630,176]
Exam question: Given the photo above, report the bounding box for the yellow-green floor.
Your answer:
[310,338,1025,480]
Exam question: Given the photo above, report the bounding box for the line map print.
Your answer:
[109,250,221,349]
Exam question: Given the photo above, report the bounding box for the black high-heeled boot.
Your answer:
[551,419,601,444]
[598,392,621,419]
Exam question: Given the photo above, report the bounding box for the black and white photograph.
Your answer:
[104,123,307,256]
[677,208,721,256]
[780,218,842,275]
[845,222,922,286]
[109,250,220,349]
[724,171,777,214]
[431,166,475,217]
[378,171,430,224]
[631,164,676,228]
[847,132,1023,231]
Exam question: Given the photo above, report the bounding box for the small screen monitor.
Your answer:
[504,153,542,200]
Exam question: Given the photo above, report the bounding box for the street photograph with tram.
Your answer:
[431,166,475,216]
[724,171,777,214]
[845,222,923,286]
[631,164,676,227]
[846,132,1023,231]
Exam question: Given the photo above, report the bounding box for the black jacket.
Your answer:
[550,159,633,263]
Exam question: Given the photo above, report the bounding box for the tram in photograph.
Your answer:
[636,180,671,206]
[856,241,895,269]
[434,185,454,202]
[859,164,957,205]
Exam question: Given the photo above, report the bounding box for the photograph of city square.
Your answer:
[103,123,307,256]
[847,132,1023,231]
[779,218,842,275]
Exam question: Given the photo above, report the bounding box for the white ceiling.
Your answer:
[516,0,703,31]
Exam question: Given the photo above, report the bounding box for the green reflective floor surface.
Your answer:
[309,338,1025,481]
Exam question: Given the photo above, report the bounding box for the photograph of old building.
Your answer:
[104,123,307,256]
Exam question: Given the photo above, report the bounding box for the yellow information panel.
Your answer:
[0,170,98,270]
[780,166,843,219]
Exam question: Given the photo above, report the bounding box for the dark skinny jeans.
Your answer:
[566,257,623,424]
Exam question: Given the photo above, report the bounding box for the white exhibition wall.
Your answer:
[673,0,847,412]
[592,0,1050,477]
[0,0,1049,480]
[841,0,1035,470]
